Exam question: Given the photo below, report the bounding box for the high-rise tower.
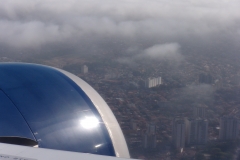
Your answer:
[185,118,208,145]
[194,106,206,119]
[172,118,185,149]
[219,116,239,140]
[81,65,88,74]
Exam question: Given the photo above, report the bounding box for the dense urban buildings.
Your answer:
[104,72,120,79]
[10,46,240,159]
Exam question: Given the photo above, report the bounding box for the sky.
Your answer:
[0,0,239,60]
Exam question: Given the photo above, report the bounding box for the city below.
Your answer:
[1,51,240,160]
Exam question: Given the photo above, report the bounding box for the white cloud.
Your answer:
[142,43,182,60]
[0,0,239,56]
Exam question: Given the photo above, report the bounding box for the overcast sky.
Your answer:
[0,0,239,60]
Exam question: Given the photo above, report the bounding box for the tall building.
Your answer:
[142,122,157,149]
[194,106,206,118]
[214,79,223,89]
[219,116,239,140]
[142,134,157,149]
[142,134,148,148]
[185,118,208,145]
[131,119,137,130]
[145,77,162,88]
[81,65,88,74]
[172,118,185,149]
[147,122,156,134]
[198,73,213,84]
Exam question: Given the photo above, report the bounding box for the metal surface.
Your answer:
[0,63,115,156]
[0,90,35,140]
[0,143,134,160]
[0,137,38,146]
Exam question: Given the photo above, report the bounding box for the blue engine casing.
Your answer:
[0,63,129,158]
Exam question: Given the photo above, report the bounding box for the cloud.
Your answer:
[141,43,182,61]
[0,21,65,48]
[116,57,132,64]
[116,43,182,66]
[0,0,239,57]
[177,84,214,105]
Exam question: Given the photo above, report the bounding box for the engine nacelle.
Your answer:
[0,63,129,158]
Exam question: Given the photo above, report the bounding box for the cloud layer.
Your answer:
[0,0,239,58]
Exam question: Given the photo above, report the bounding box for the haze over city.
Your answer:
[1,0,240,159]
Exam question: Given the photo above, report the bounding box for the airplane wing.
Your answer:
[0,143,133,160]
